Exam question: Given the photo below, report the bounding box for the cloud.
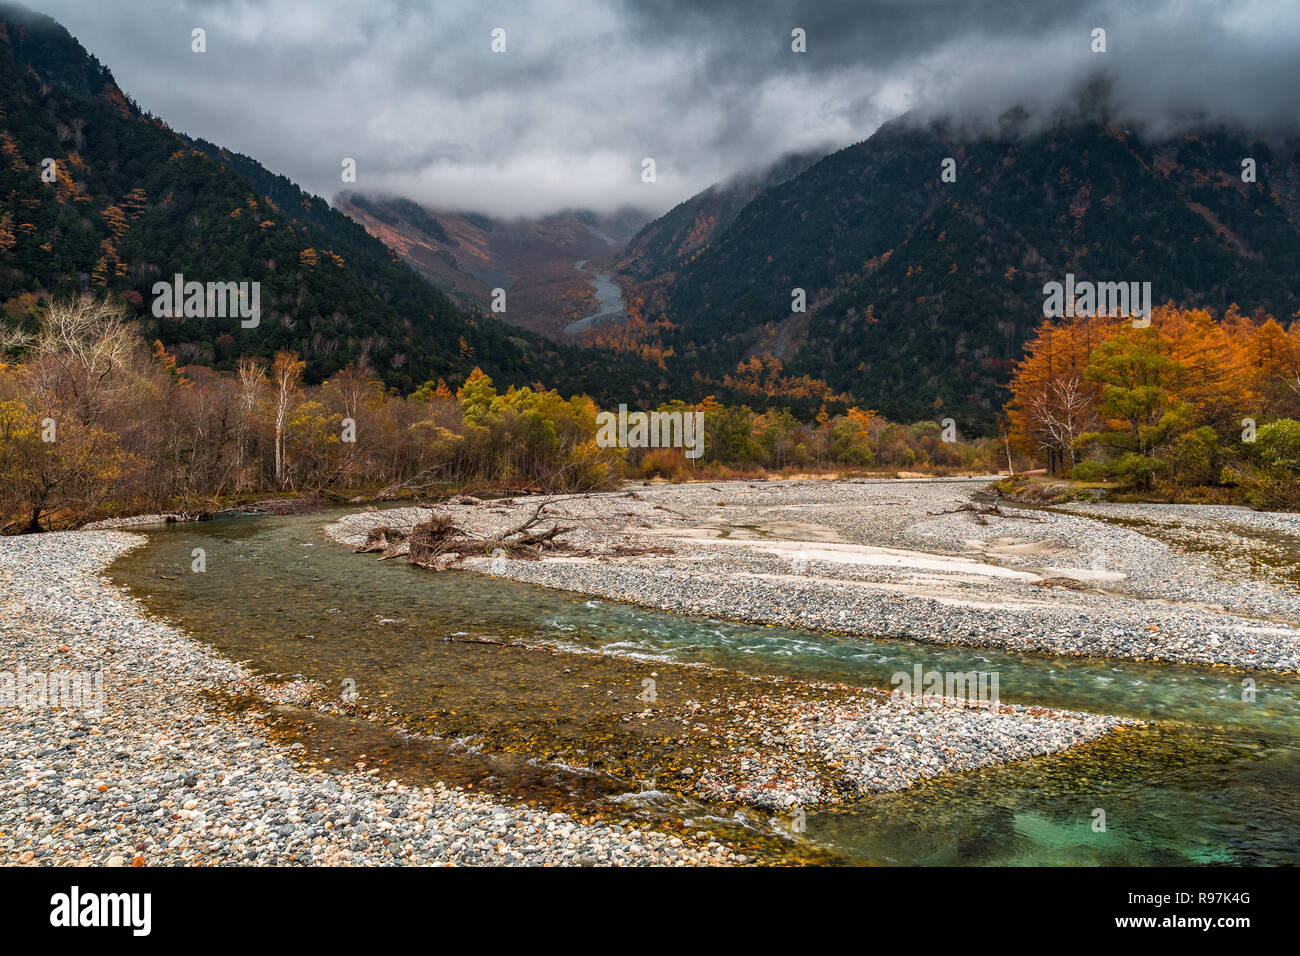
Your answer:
[25,0,1300,216]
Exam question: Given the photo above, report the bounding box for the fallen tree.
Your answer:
[926,501,1045,525]
[354,499,579,570]
[352,492,675,570]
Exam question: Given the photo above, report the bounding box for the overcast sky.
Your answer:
[24,0,1300,217]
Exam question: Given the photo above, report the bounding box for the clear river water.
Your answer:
[109,507,1300,865]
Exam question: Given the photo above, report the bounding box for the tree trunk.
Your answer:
[274,409,285,487]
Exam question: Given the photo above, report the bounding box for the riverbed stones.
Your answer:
[326,479,1300,672]
[0,531,737,866]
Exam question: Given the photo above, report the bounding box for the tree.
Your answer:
[1253,419,1300,477]
[8,295,141,425]
[1084,329,1190,461]
[270,350,305,488]
[1158,305,1251,431]
[1006,314,1117,474]
[1027,373,1098,473]
[0,396,134,531]
[235,357,267,490]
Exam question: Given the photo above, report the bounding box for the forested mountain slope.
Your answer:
[625,113,1300,427]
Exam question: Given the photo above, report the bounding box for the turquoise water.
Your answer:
[110,509,1300,865]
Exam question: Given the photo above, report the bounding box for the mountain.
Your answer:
[619,112,1300,429]
[611,146,821,280]
[612,149,824,281]
[11,1,1297,431]
[0,2,668,401]
[334,195,651,338]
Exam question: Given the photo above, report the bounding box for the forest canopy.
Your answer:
[1005,304,1300,506]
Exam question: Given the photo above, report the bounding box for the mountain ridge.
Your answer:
[616,112,1300,428]
[0,2,670,403]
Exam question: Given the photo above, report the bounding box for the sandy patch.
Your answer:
[742,572,1062,611]
[647,530,1043,581]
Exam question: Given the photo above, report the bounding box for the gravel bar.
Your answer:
[326,479,1300,672]
[0,531,740,866]
[669,683,1133,810]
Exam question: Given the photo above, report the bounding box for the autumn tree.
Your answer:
[1084,330,1190,453]
[1006,315,1118,474]
[0,392,134,531]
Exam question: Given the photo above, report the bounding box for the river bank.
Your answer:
[325,479,1300,671]
[0,530,741,866]
[6,495,1296,865]
[1,509,1146,868]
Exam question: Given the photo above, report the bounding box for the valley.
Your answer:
[1,0,1297,884]
[563,259,626,334]
[335,195,646,339]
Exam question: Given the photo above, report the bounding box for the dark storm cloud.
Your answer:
[25,0,1300,216]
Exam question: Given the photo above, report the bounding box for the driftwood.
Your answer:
[926,501,1044,526]
[352,525,409,556]
[606,543,675,557]
[355,491,673,572]
[517,523,576,545]
[370,468,447,501]
[406,500,579,570]
[1034,575,1098,592]
[448,494,484,506]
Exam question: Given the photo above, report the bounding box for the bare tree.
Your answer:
[270,350,304,488]
[323,363,374,487]
[14,295,141,422]
[997,414,1016,477]
[1027,374,1097,474]
[235,357,267,491]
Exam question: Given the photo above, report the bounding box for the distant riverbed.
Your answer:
[564,259,626,334]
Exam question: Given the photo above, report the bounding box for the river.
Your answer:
[564,259,626,334]
[108,507,1300,865]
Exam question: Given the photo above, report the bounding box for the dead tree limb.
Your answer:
[927,502,1043,523]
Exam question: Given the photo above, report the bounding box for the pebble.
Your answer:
[0,532,736,867]
[325,480,1300,672]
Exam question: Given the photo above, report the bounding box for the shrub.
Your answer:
[1166,426,1219,486]
[1253,419,1300,478]
[1070,460,1109,482]
[1112,452,1165,489]
[638,447,687,481]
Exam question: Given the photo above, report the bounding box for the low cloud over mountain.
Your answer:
[27,0,1300,217]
